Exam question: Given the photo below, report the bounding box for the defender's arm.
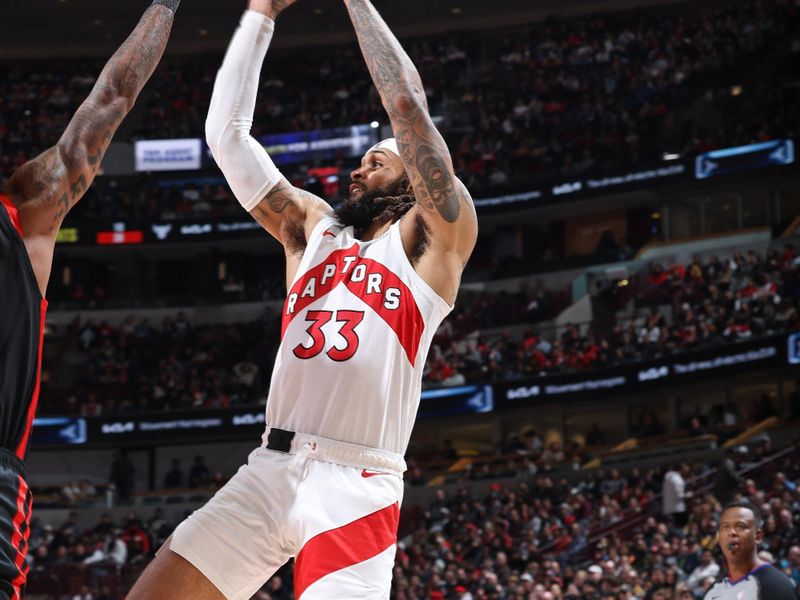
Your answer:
[6,0,181,234]
[3,0,182,294]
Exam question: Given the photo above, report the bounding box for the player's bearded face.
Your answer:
[334,174,411,230]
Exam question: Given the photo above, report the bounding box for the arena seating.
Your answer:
[36,242,798,416]
[6,2,800,598]
[423,244,799,386]
[2,0,797,204]
[24,437,800,599]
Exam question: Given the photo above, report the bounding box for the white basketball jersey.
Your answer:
[265,216,452,456]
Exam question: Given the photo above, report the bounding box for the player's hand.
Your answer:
[248,0,300,20]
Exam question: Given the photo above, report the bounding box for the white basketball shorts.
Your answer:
[168,429,405,600]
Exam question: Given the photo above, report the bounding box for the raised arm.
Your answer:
[205,0,329,247]
[3,0,182,294]
[342,0,477,267]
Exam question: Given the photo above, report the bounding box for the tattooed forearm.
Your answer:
[58,3,177,183]
[344,0,461,223]
[97,6,175,110]
[5,3,178,236]
[344,0,425,119]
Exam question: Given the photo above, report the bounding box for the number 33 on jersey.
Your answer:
[266,216,452,454]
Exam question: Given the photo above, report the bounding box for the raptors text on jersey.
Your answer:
[265,217,451,455]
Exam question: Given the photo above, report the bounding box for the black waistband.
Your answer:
[0,448,25,478]
[266,428,296,453]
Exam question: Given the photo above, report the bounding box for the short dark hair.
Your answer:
[721,499,762,528]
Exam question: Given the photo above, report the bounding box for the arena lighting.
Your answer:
[731,85,743,96]
[662,152,681,161]
[616,279,630,287]
[370,121,380,128]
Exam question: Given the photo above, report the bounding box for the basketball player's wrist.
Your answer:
[151,0,181,12]
[247,1,279,22]
[243,8,276,29]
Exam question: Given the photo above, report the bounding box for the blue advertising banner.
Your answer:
[418,385,494,418]
[695,139,794,180]
[789,332,800,365]
[498,334,788,406]
[257,124,379,166]
[31,417,87,446]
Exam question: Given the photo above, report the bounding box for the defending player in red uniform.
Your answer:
[0,1,182,596]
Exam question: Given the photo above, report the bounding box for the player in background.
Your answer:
[127,0,477,598]
[0,1,182,595]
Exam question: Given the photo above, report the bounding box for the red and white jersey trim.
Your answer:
[264,216,451,456]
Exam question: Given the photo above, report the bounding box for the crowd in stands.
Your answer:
[2,0,798,213]
[43,312,279,415]
[38,244,799,415]
[449,0,797,193]
[392,441,800,600]
[24,437,800,599]
[423,245,800,386]
[50,248,289,312]
[404,385,791,489]
[67,178,244,224]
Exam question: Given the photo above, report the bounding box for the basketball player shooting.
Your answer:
[0,2,181,596]
[126,0,477,598]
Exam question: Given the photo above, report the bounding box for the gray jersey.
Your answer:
[703,563,797,600]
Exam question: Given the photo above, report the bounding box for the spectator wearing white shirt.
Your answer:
[686,549,720,596]
[663,463,691,526]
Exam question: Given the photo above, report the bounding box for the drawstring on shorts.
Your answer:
[288,439,318,480]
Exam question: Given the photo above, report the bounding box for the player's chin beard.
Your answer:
[334,175,412,236]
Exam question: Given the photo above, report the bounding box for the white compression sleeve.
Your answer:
[206,11,282,212]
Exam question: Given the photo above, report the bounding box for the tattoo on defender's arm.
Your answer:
[345,0,460,223]
[23,4,177,230]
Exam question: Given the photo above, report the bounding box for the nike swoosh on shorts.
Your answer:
[361,469,386,478]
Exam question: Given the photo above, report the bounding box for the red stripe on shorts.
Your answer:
[9,475,30,599]
[294,502,399,598]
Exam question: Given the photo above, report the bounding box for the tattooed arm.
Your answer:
[2,1,181,295]
[343,0,477,302]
